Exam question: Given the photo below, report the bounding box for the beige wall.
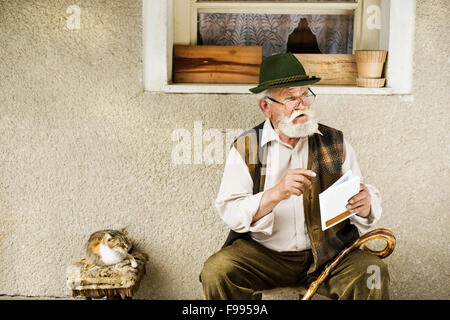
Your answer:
[0,0,448,299]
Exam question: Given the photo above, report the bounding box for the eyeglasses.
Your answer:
[265,88,316,109]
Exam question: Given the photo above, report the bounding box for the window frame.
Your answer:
[143,0,416,95]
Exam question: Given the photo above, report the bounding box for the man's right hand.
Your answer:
[274,169,316,201]
[252,169,316,224]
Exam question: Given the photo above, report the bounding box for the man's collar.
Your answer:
[260,118,323,147]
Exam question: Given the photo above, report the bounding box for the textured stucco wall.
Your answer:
[0,0,448,299]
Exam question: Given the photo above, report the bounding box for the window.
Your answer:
[177,0,362,58]
[143,0,416,94]
[196,13,355,58]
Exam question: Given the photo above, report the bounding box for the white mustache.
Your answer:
[280,109,313,124]
[287,110,305,122]
[276,107,318,138]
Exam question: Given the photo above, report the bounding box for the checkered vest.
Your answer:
[222,121,359,273]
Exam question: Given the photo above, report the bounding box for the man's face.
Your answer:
[264,86,318,138]
[269,86,310,124]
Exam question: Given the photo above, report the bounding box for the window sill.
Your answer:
[143,0,415,96]
[151,83,394,95]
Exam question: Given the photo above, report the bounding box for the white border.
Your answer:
[143,0,415,95]
[385,0,416,94]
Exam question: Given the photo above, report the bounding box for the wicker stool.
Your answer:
[66,251,148,300]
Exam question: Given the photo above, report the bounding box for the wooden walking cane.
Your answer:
[301,228,396,300]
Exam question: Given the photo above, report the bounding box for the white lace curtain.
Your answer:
[198,13,354,58]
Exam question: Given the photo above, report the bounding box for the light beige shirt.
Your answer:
[215,118,382,252]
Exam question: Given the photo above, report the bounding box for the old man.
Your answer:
[200,53,389,300]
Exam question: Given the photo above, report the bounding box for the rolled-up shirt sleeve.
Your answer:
[343,138,382,233]
[215,146,274,235]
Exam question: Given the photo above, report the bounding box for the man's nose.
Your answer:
[294,100,307,110]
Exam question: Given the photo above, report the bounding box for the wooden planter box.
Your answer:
[173,46,357,86]
[173,45,262,84]
[293,54,357,85]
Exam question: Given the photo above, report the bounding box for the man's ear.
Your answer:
[258,98,272,118]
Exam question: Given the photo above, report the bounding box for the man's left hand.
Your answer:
[346,183,371,218]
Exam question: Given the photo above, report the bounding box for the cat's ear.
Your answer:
[120,226,128,234]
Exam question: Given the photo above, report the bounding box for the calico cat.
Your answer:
[84,227,138,268]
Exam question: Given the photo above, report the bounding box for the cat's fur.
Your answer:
[85,227,138,268]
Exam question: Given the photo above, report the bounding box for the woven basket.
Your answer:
[356,77,386,88]
[355,50,387,79]
[355,50,387,63]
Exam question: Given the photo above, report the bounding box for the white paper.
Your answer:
[319,170,361,231]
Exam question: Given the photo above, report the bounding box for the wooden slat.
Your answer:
[173,45,262,84]
[294,54,357,85]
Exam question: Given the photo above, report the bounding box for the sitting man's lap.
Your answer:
[200,238,389,300]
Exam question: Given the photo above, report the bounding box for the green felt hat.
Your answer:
[249,52,321,94]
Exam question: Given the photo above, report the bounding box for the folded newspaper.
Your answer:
[319,170,360,231]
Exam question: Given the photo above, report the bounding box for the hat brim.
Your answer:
[249,77,321,94]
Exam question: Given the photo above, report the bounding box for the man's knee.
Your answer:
[364,258,390,288]
[200,251,237,285]
[357,253,389,281]
[349,251,390,297]
[330,250,389,300]
[200,250,250,300]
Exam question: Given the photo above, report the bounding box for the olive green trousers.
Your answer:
[200,238,389,300]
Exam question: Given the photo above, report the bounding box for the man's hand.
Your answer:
[252,169,316,224]
[346,183,371,218]
[274,169,316,201]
